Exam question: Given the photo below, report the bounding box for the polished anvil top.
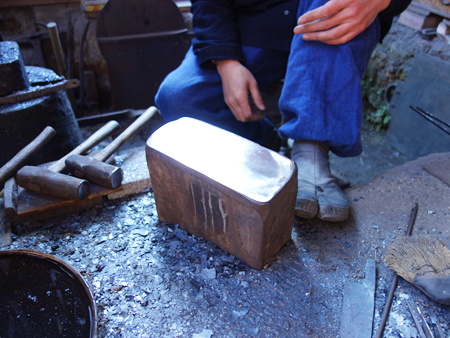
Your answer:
[146,117,296,203]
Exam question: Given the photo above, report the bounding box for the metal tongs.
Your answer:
[410,106,450,137]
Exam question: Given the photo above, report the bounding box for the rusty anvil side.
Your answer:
[146,117,297,270]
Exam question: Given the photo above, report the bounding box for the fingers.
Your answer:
[297,0,346,25]
[227,96,252,122]
[218,61,266,122]
[248,80,265,112]
[227,94,265,122]
[295,9,344,35]
[301,22,357,44]
[294,0,389,44]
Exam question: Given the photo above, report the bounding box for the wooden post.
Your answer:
[47,21,77,111]
[47,22,67,76]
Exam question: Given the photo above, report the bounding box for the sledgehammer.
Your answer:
[64,106,159,188]
[17,106,159,199]
[16,120,122,200]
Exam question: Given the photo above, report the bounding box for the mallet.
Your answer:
[16,120,121,200]
[65,106,159,188]
[17,106,159,199]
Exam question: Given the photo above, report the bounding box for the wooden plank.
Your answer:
[399,9,442,30]
[0,0,78,8]
[411,0,450,19]
[11,150,150,224]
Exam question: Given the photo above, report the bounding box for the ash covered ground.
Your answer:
[3,170,450,338]
[5,191,348,337]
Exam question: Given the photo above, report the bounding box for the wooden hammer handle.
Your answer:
[93,106,159,162]
[0,126,56,188]
[48,120,121,173]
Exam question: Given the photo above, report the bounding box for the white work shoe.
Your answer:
[291,140,349,222]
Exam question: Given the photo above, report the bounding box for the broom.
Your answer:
[385,235,450,305]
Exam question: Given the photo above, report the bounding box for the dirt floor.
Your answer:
[2,16,450,338]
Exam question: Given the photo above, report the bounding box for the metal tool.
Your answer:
[65,154,122,189]
[14,120,120,200]
[410,106,450,137]
[0,79,80,105]
[417,306,435,338]
[407,299,427,338]
[0,126,55,189]
[428,306,446,338]
[17,166,89,200]
[65,106,158,187]
[17,107,159,199]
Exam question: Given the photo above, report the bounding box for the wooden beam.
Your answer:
[0,0,79,8]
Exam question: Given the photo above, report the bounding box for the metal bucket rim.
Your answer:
[0,249,98,338]
[97,28,188,44]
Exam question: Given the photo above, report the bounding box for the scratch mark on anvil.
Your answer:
[219,199,227,233]
[208,192,214,230]
[190,182,197,214]
[200,187,207,230]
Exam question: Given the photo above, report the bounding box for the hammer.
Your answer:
[65,106,159,187]
[0,126,56,190]
[17,106,159,199]
[15,120,121,200]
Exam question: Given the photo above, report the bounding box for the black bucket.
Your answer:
[96,0,191,110]
[0,250,98,338]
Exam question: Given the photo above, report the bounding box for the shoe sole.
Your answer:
[317,205,349,222]
[295,199,318,219]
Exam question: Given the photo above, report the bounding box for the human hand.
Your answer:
[293,0,391,45]
[216,60,265,122]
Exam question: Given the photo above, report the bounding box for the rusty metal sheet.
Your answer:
[146,117,297,269]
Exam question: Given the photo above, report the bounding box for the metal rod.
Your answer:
[96,28,187,43]
[407,300,427,338]
[428,306,446,338]
[405,203,419,237]
[417,306,435,338]
[416,107,450,129]
[374,203,419,338]
[410,106,450,136]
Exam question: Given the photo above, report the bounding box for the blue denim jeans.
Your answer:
[155,0,380,157]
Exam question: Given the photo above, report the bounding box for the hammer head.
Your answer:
[65,154,123,189]
[16,166,89,200]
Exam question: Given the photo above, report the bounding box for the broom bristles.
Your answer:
[385,235,450,283]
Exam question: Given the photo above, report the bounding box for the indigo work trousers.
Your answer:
[155,0,380,157]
